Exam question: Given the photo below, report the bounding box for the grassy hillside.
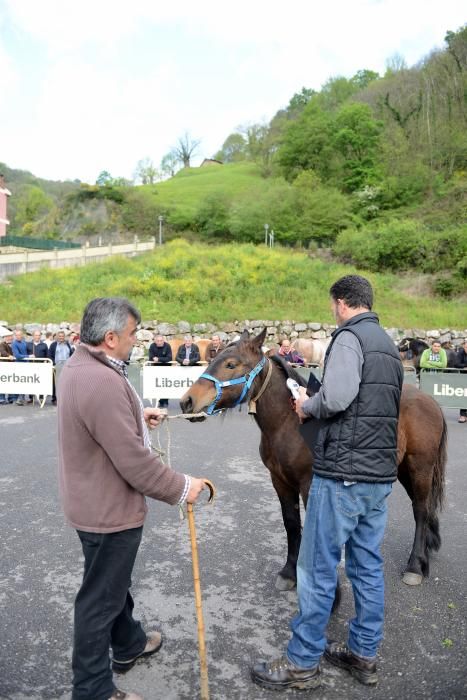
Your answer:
[150,162,261,217]
[0,239,464,328]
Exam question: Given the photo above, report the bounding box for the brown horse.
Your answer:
[181,329,447,590]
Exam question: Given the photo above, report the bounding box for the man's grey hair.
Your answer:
[80,298,141,346]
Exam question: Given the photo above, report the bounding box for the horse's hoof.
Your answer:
[402,571,423,586]
[275,574,296,591]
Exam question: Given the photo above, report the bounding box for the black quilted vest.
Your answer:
[312,312,403,482]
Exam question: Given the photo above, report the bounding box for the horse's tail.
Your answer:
[427,412,448,552]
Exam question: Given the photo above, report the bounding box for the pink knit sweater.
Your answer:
[57,344,186,533]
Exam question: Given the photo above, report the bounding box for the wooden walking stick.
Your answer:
[187,478,215,700]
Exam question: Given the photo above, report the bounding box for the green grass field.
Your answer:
[0,239,464,328]
[145,162,262,219]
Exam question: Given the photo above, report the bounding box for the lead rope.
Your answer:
[150,411,210,520]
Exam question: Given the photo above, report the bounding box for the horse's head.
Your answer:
[398,338,411,353]
[180,328,267,420]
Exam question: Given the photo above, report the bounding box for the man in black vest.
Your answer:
[252,275,403,691]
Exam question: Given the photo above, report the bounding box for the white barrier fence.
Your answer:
[142,362,207,399]
[0,239,156,280]
[0,358,53,401]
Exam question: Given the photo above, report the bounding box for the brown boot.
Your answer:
[324,640,377,685]
[112,631,162,674]
[251,655,321,690]
[108,690,143,700]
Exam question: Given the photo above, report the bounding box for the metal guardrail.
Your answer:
[0,235,80,250]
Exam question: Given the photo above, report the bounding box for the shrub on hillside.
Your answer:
[228,179,301,243]
[121,190,167,237]
[293,173,353,244]
[195,191,232,240]
[334,220,467,273]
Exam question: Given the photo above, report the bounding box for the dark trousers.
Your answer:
[72,527,147,700]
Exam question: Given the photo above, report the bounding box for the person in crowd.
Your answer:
[419,340,448,370]
[148,334,172,364]
[70,332,81,349]
[148,334,172,408]
[0,328,14,404]
[57,297,206,700]
[251,275,403,692]
[44,331,54,348]
[11,329,31,405]
[28,330,48,358]
[48,330,74,403]
[276,338,304,365]
[204,334,225,362]
[175,335,201,366]
[456,339,467,423]
[26,329,49,403]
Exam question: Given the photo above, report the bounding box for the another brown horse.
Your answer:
[181,329,447,590]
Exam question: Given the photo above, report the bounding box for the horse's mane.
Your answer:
[270,354,308,387]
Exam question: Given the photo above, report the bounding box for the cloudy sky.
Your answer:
[1,0,465,184]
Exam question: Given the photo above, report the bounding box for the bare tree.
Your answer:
[173,132,201,168]
[134,157,159,185]
[160,149,180,179]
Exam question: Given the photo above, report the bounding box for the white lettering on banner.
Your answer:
[433,383,467,397]
[143,365,206,399]
[0,361,53,395]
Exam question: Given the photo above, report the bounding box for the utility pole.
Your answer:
[158,215,164,246]
[264,223,269,245]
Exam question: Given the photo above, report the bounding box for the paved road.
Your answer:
[0,402,466,700]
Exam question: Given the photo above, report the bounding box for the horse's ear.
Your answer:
[251,328,267,350]
[239,329,250,342]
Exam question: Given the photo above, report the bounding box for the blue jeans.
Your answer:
[72,527,147,700]
[287,475,392,668]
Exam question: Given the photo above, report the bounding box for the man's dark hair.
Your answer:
[80,298,141,346]
[329,275,373,310]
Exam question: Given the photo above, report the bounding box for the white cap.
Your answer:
[0,325,13,337]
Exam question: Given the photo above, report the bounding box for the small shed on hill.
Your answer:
[0,174,11,238]
[200,158,223,167]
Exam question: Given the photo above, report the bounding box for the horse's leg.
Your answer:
[398,459,430,585]
[271,473,302,591]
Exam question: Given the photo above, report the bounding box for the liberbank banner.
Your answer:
[142,364,207,399]
[419,369,467,409]
[0,359,53,396]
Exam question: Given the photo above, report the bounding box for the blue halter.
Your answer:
[200,355,266,415]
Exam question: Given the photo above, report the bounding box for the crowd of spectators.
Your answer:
[2,328,466,418]
[0,327,79,405]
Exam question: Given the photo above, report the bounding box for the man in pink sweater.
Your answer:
[58,297,206,700]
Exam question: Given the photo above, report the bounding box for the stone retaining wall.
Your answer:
[2,319,466,349]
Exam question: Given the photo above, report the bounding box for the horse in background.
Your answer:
[181,329,447,590]
[291,337,331,366]
[398,337,458,372]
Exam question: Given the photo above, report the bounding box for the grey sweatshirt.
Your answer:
[303,331,363,420]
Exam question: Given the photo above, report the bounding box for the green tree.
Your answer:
[214,133,247,162]
[278,102,336,181]
[14,185,54,230]
[96,170,113,186]
[332,102,383,191]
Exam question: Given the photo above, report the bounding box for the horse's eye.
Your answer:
[226,361,236,370]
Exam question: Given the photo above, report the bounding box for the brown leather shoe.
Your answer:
[324,641,377,685]
[112,631,162,674]
[108,690,143,700]
[251,655,321,690]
